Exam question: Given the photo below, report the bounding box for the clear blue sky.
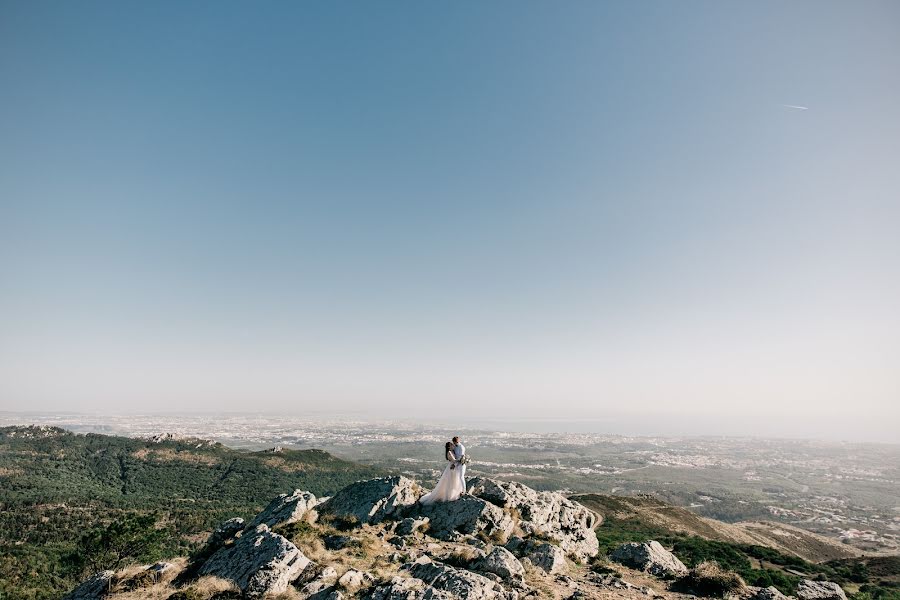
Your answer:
[1,2,898,441]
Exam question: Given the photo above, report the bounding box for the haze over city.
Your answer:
[1,2,898,443]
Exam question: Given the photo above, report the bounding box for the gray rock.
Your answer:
[63,571,114,600]
[473,546,526,581]
[417,495,515,543]
[198,524,310,598]
[319,477,421,525]
[797,580,848,600]
[744,586,790,600]
[404,556,518,600]
[610,541,688,578]
[396,516,431,536]
[297,564,339,597]
[363,576,453,600]
[204,517,245,549]
[338,569,375,592]
[526,542,567,575]
[468,477,599,561]
[249,489,318,529]
[324,535,354,550]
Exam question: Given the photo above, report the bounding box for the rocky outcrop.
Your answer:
[472,546,525,581]
[610,541,688,578]
[467,477,599,560]
[249,489,318,528]
[404,556,518,600]
[523,542,567,575]
[797,580,848,600]
[744,586,791,600]
[62,570,113,600]
[319,477,421,525]
[198,524,310,597]
[396,516,431,536]
[205,517,245,549]
[417,495,514,542]
[364,576,453,600]
[338,568,375,593]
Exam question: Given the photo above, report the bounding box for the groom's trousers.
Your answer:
[457,463,467,491]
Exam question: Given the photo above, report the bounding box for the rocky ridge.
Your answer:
[64,476,851,600]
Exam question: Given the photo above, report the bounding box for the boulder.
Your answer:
[525,542,567,575]
[610,541,688,578]
[797,580,848,600]
[296,564,339,597]
[364,576,453,600]
[63,570,114,600]
[472,546,526,581]
[396,516,431,536]
[338,569,375,592]
[319,477,421,525]
[249,489,318,528]
[198,524,310,598]
[416,495,515,542]
[467,477,599,560]
[404,556,518,600]
[204,517,245,549]
[744,586,790,600]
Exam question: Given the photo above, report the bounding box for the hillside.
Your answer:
[61,475,886,600]
[0,425,380,600]
[572,494,860,564]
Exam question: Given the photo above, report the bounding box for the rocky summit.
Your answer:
[63,476,853,600]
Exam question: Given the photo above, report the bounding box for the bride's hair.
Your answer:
[445,441,453,455]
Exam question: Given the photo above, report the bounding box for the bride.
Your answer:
[419,441,464,505]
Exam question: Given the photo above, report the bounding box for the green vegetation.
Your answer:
[588,493,898,598]
[0,425,379,600]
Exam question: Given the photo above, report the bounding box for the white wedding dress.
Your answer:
[419,453,464,505]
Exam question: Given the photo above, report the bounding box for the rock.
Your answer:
[198,524,310,598]
[744,586,790,600]
[319,477,421,525]
[797,580,848,600]
[473,546,526,581]
[404,556,518,600]
[468,477,599,560]
[396,516,430,536]
[610,541,688,578]
[363,576,453,600]
[249,489,318,529]
[526,542,567,575]
[63,570,114,600]
[324,535,354,550]
[416,495,515,543]
[205,517,245,549]
[338,569,375,592]
[297,564,339,597]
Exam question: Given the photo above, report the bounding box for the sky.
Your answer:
[1,2,898,442]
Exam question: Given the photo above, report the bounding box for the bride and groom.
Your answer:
[419,436,469,505]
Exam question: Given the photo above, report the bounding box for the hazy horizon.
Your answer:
[1,2,898,443]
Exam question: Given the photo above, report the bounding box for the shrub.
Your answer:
[676,561,746,597]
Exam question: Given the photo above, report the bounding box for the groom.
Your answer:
[452,436,467,492]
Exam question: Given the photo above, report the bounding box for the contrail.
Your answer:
[782,104,809,110]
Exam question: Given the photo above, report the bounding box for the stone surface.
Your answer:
[744,586,790,600]
[248,489,318,529]
[319,477,421,525]
[338,568,375,592]
[468,477,599,560]
[610,541,688,578]
[797,580,848,600]
[204,517,245,550]
[526,542,567,575]
[416,495,515,543]
[363,576,453,600]
[396,516,431,536]
[472,546,526,581]
[404,556,518,600]
[63,570,114,600]
[198,524,310,598]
